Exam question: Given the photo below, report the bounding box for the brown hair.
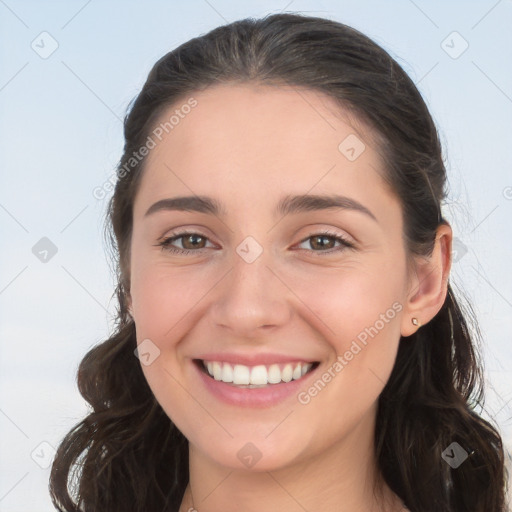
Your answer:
[49,13,509,512]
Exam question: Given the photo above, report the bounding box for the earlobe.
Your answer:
[400,223,453,337]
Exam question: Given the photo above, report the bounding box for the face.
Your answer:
[128,83,412,472]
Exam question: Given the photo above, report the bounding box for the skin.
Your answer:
[127,83,452,512]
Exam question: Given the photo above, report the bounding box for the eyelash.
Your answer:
[155,230,355,256]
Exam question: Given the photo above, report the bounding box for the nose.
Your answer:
[209,246,292,339]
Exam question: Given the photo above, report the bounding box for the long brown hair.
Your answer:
[49,13,509,511]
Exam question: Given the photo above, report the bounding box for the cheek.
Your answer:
[130,260,210,338]
[130,262,213,432]
[280,256,405,348]
[287,261,405,407]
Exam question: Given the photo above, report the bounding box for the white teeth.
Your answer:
[222,362,233,382]
[233,364,250,385]
[301,363,312,376]
[250,365,267,385]
[281,364,293,382]
[212,362,222,380]
[268,364,281,384]
[202,360,315,386]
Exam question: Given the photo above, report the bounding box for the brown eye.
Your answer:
[309,234,337,250]
[296,231,355,255]
[156,232,213,254]
[180,234,207,250]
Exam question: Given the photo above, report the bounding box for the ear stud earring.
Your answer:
[411,317,421,327]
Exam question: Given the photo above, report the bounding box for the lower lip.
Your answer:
[194,361,318,408]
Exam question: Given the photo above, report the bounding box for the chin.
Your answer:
[192,431,310,472]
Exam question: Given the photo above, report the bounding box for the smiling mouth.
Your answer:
[194,359,320,388]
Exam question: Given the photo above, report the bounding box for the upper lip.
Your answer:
[194,352,319,366]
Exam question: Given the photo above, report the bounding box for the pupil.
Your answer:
[313,235,332,249]
[185,234,203,249]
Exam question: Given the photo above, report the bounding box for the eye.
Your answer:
[155,231,214,255]
[295,230,355,255]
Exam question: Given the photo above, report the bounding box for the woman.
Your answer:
[49,13,508,512]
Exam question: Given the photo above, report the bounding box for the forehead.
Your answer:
[147,82,375,164]
[133,83,395,218]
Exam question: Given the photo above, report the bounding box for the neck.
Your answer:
[179,411,404,512]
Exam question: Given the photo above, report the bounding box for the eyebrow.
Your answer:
[144,194,377,222]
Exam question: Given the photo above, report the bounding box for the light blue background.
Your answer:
[1,1,511,510]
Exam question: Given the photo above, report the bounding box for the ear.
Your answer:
[400,223,453,337]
